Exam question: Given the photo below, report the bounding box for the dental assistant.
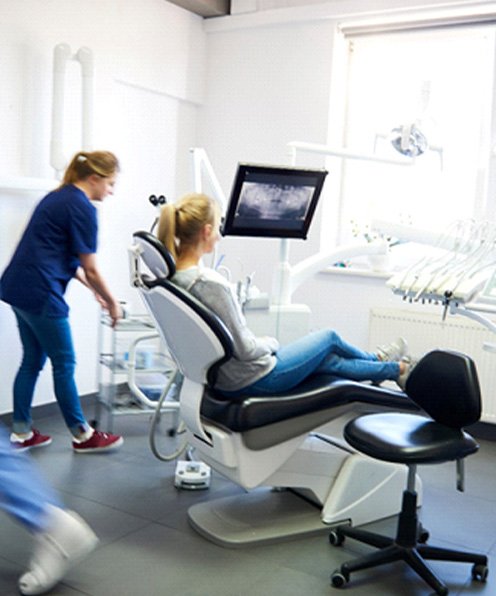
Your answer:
[0,151,123,453]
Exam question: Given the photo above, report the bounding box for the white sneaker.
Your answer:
[396,357,418,391]
[18,505,99,595]
[377,337,408,362]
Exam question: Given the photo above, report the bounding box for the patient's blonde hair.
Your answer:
[157,193,217,261]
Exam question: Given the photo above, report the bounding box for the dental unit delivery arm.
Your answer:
[375,218,496,346]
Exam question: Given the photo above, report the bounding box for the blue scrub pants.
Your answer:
[230,329,400,396]
[12,307,91,438]
[0,423,60,533]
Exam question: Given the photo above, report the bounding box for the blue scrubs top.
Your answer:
[0,185,97,317]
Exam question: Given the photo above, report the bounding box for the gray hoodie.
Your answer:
[171,266,278,391]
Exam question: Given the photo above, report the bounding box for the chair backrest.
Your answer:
[131,231,233,386]
[405,349,481,428]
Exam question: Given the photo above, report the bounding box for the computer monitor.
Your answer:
[221,163,328,239]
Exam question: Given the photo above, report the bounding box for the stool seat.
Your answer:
[344,412,479,465]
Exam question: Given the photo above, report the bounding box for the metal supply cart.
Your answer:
[94,310,187,460]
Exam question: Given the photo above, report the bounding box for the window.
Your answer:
[331,25,496,247]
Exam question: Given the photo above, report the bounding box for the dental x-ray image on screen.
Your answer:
[221,163,328,239]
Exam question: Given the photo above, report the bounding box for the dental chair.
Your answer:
[129,231,421,547]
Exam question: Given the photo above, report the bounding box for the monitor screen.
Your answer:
[221,163,328,239]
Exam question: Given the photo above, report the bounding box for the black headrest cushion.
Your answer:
[133,230,176,279]
[405,349,481,428]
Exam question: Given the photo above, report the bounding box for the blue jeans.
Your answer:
[0,423,61,532]
[12,307,90,437]
[229,329,400,396]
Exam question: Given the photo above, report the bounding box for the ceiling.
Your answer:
[167,0,231,18]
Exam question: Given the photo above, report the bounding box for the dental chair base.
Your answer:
[189,487,327,547]
[187,430,420,547]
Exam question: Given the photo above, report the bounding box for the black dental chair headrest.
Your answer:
[133,230,176,280]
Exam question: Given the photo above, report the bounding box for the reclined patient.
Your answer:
[157,192,414,397]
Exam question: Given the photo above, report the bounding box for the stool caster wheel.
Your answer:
[330,569,349,588]
[472,563,489,582]
[417,526,430,543]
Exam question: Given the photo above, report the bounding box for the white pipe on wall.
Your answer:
[50,43,94,178]
[50,43,71,177]
[76,47,94,151]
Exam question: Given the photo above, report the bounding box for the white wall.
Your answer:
[198,15,336,303]
[0,0,206,414]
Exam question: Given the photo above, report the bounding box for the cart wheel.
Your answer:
[329,529,345,547]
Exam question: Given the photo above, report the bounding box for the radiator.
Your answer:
[368,307,496,424]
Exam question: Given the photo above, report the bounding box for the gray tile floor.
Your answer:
[0,403,494,596]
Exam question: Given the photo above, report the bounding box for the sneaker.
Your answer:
[396,357,418,391]
[18,505,98,595]
[10,429,52,452]
[72,430,123,453]
[377,337,408,362]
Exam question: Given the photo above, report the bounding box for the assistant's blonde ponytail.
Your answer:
[59,151,120,188]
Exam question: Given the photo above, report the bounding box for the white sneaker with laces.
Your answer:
[18,505,98,595]
[397,357,419,391]
[377,337,408,362]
